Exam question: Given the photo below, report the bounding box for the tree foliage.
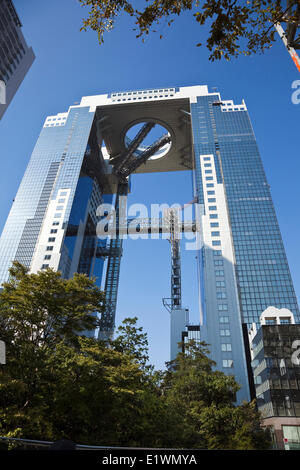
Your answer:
[79,0,300,61]
[0,261,104,347]
[162,341,271,449]
[0,264,271,448]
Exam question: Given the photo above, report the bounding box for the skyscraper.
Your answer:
[0,85,298,402]
[0,0,35,119]
[190,90,300,401]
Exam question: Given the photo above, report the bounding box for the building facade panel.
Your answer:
[0,0,35,119]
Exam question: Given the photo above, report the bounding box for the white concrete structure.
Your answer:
[249,307,296,347]
[170,308,189,361]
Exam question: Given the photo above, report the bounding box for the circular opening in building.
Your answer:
[124,121,172,160]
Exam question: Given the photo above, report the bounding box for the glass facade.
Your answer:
[190,92,299,401]
[0,0,35,119]
[282,426,300,450]
[0,105,111,305]
[191,94,299,328]
[251,324,300,419]
[182,325,201,351]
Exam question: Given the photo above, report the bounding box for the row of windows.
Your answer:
[212,243,233,353]
[0,7,26,82]
[111,88,175,97]
[202,159,223,250]
[201,155,236,365]
[113,93,174,102]
[41,193,66,270]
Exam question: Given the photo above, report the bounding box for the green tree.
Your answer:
[0,334,161,445]
[0,261,104,348]
[0,266,164,446]
[0,266,271,449]
[110,317,178,447]
[161,341,271,449]
[112,316,153,371]
[0,262,105,442]
[79,0,300,61]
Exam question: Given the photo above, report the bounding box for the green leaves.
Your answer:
[79,0,291,60]
[160,340,270,449]
[0,267,271,448]
[0,262,105,353]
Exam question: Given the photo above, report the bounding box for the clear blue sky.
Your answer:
[0,0,299,370]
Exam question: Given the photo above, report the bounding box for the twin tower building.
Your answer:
[0,85,298,402]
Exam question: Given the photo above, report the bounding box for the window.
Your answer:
[203,157,211,161]
[208,198,216,203]
[56,206,64,211]
[209,206,217,211]
[54,213,61,218]
[41,264,49,269]
[206,183,214,188]
[216,281,226,287]
[213,250,222,256]
[220,329,230,336]
[204,163,211,167]
[265,318,276,325]
[58,198,66,203]
[210,214,218,219]
[221,344,232,352]
[50,229,57,234]
[218,304,228,311]
[215,270,224,277]
[280,317,291,324]
[211,231,220,237]
[48,237,55,242]
[60,191,67,196]
[53,222,59,226]
[210,223,219,228]
[206,176,213,181]
[207,191,215,195]
[44,255,51,260]
[214,260,223,266]
[217,292,227,299]
[282,426,300,446]
[46,246,53,251]
[223,359,233,368]
[212,240,221,246]
[205,170,212,174]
